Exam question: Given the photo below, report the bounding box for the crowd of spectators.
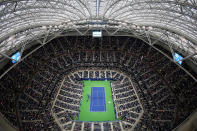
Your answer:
[52,76,83,129]
[0,36,196,130]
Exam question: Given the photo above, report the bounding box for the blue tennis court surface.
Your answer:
[90,87,106,112]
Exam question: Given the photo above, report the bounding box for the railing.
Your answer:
[73,120,121,123]
[77,78,116,81]
[173,109,197,131]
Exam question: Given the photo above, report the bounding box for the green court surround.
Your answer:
[78,80,116,121]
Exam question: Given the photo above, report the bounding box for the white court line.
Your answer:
[90,88,93,112]
[103,87,106,112]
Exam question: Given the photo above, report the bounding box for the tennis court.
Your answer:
[78,80,116,121]
[90,87,106,112]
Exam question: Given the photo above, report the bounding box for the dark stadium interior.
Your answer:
[0,36,197,131]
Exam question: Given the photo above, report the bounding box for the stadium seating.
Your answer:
[0,36,196,130]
